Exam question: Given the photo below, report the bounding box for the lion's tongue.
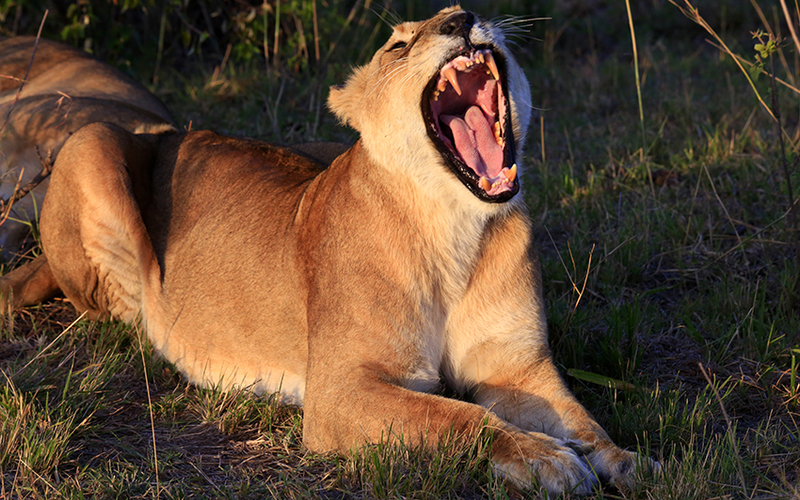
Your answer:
[441,106,503,179]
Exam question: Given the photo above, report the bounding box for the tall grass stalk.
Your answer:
[268,0,274,74]
[153,7,167,84]
[765,36,800,296]
[780,0,800,55]
[311,0,320,63]
[625,0,655,168]
[273,0,281,68]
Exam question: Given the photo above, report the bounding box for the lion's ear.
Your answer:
[327,65,370,131]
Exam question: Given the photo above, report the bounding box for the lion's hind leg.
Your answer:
[0,255,60,312]
[39,122,161,322]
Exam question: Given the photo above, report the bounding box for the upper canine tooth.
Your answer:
[484,51,500,81]
[479,176,491,192]
[443,67,461,96]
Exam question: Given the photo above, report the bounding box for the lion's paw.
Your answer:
[492,432,599,495]
[585,444,660,488]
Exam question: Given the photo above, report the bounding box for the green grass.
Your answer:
[2,1,800,498]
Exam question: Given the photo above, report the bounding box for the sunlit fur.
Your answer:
[0,8,656,495]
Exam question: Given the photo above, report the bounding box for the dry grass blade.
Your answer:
[136,322,160,500]
[18,312,87,373]
[779,0,800,55]
[698,363,749,498]
[702,164,744,250]
[572,243,594,318]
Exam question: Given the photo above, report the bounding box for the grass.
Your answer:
[1,0,800,498]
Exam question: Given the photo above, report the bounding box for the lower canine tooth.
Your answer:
[505,164,517,182]
[479,177,491,192]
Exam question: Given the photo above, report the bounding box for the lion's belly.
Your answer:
[143,276,310,403]
[137,131,325,403]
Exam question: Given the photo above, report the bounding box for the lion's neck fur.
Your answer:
[310,139,522,307]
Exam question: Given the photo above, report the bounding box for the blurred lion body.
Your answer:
[0,36,174,258]
[0,10,655,495]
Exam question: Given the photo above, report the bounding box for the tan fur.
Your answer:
[0,36,174,259]
[0,8,656,495]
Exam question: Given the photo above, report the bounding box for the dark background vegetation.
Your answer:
[1,0,799,498]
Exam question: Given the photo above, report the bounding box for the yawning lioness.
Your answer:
[0,6,656,494]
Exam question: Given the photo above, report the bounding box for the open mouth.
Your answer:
[423,48,518,203]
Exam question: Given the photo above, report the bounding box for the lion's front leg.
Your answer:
[302,360,599,495]
[446,210,658,488]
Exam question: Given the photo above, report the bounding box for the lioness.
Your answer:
[0,7,656,495]
[0,36,175,258]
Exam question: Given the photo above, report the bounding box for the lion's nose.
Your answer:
[439,11,475,38]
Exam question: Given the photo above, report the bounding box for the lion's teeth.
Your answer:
[484,51,500,81]
[505,164,517,183]
[443,67,461,96]
[477,51,485,64]
[493,122,503,146]
[479,176,491,192]
[437,78,447,92]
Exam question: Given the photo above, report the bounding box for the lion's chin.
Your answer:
[424,48,518,203]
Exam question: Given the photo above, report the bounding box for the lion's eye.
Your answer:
[388,41,407,51]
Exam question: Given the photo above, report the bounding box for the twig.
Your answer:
[0,10,48,138]
[0,148,54,228]
[749,0,795,86]
[705,40,800,97]
[669,0,776,121]
[0,168,25,228]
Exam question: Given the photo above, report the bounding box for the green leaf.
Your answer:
[567,369,636,391]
